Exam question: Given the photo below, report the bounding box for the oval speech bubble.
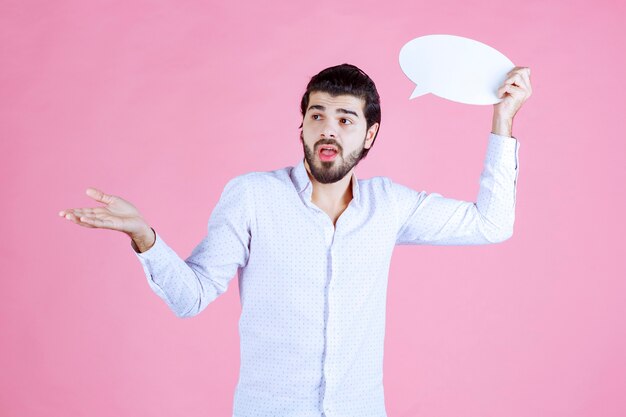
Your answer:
[399,34,515,105]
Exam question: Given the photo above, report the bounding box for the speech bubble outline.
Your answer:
[399,34,515,105]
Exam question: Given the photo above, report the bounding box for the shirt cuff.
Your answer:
[131,229,165,260]
[487,132,520,169]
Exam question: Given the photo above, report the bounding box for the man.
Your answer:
[59,63,532,417]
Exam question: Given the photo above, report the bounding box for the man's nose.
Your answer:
[320,120,337,138]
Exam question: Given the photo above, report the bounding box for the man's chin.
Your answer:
[311,166,350,184]
[318,159,337,169]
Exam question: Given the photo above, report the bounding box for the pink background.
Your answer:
[2,0,625,416]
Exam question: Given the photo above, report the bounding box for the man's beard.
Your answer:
[301,135,366,184]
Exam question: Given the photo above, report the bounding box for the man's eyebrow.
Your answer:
[307,104,326,112]
[307,104,359,118]
[337,108,359,118]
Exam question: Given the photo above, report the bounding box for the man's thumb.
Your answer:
[86,187,113,204]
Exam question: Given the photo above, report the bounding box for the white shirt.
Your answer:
[133,133,520,417]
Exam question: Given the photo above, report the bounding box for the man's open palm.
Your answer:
[59,188,149,238]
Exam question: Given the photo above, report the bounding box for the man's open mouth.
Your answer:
[318,145,338,161]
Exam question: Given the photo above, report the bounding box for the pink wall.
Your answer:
[2,0,625,416]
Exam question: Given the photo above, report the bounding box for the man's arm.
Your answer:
[393,133,519,245]
[133,176,252,318]
[392,67,531,246]
[59,176,252,318]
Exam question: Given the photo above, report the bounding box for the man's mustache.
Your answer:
[315,139,343,153]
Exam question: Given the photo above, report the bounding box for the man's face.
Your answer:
[301,92,379,184]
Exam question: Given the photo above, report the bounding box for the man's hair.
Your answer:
[300,63,381,159]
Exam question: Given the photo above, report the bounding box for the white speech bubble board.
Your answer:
[399,34,515,105]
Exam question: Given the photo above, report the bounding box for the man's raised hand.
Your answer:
[492,66,532,137]
[58,188,155,252]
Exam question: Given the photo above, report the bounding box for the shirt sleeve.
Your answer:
[132,175,252,317]
[393,133,520,245]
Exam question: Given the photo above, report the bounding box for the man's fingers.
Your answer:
[503,72,530,91]
[72,207,107,216]
[59,209,77,218]
[498,84,526,99]
[504,73,522,86]
[86,187,114,205]
[507,66,530,77]
[79,215,102,227]
[499,67,532,98]
[59,207,106,220]
[62,212,96,228]
[60,209,113,229]
[506,67,531,88]
[80,215,118,229]
[521,68,532,94]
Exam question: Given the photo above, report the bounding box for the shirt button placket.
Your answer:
[322,220,337,416]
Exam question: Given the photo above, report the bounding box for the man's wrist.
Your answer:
[130,226,156,253]
[491,115,513,138]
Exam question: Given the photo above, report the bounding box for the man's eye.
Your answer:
[340,118,352,125]
[312,114,321,120]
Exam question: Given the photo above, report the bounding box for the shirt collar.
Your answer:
[291,158,361,207]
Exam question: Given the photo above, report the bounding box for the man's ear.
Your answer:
[364,123,379,149]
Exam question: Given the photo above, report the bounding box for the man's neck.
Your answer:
[304,160,354,211]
